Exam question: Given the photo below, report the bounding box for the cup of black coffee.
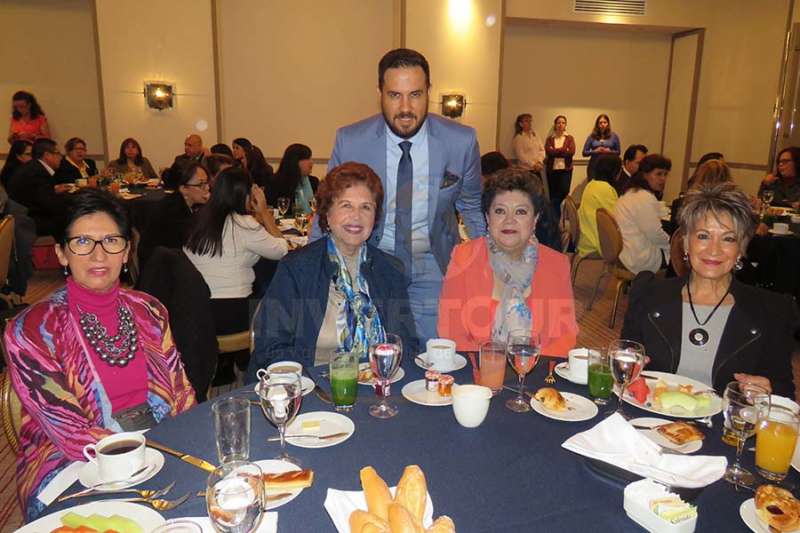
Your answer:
[82,432,146,482]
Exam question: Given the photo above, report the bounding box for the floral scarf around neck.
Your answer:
[327,236,385,361]
[487,234,539,343]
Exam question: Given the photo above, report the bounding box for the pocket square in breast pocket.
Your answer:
[441,170,462,189]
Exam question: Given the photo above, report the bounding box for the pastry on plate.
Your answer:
[755,484,800,532]
[534,388,566,411]
[654,422,705,445]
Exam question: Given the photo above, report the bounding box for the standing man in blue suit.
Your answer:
[312,48,485,343]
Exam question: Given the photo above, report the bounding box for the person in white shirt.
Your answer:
[512,114,545,174]
[184,166,288,336]
[615,154,672,274]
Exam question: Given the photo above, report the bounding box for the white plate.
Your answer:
[254,376,315,397]
[414,352,467,373]
[401,379,452,406]
[617,371,723,419]
[554,361,587,385]
[530,391,598,422]
[357,363,405,386]
[17,501,164,533]
[740,498,776,533]
[285,411,355,448]
[78,448,164,490]
[254,459,304,510]
[629,417,703,454]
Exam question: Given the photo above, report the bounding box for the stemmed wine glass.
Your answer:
[206,461,264,533]
[276,197,290,219]
[505,330,541,412]
[608,339,645,418]
[368,333,402,419]
[257,369,302,465]
[761,189,775,219]
[308,197,317,213]
[722,380,770,487]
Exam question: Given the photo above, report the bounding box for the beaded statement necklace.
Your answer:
[79,305,139,367]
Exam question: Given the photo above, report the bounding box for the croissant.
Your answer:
[534,387,566,411]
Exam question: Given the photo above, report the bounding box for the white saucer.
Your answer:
[17,502,164,533]
[530,391,598,422]
[358,363,405,386]
[740,498,769,533]
[78,448,164,490]
[769,228,793,236]
[255,459,304,510]
[414,352,467,373]
[285,411,355,448]
[401,379,452,407]
[629,417,703,454]
[554,361,587,385]
[254,376,315,397]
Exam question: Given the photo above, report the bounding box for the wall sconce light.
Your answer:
[144,81,174,110]
[441,94,466,118]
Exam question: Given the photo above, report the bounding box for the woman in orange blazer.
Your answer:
[438,167,578,356]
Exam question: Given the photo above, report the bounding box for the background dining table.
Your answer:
[45,357,796,532]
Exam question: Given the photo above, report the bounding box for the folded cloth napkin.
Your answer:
[36,462,84,506]
[324,487,434,532]
[183,514,277,533]
[562,413,727,488]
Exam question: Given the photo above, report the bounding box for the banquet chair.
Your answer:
[670,229,689,278]
[562,196,602,286]
[592,208,636,328]
[0,331,22,454]
[0,216,22,307]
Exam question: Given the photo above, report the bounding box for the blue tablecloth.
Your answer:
[47,359,793,532]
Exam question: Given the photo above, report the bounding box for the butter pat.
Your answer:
[301,420,320,432]
[623,479,697,533]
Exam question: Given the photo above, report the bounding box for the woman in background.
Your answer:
[55,137,98,185]
[107,138,158,181]
[7,91,50,144]
[512,114,545,175]
[759,146,800,208]
[544,115,576,217]
[268,143,320,214]
[0,139,32,188]
[576,153,621,258]
[232,138,274,189]
[582,114,620,179]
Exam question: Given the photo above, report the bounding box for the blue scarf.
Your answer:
[294,176,315,214]
[487,234,538,342]
[327,236,385,361]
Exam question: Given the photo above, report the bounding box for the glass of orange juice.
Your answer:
[756,405,800,481]
[477,340,506,395]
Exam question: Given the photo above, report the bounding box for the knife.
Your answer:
[304,366,332,404]
[146,439,217,473]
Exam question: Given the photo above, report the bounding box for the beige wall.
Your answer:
[500,22,670,181]
[216,0,396,161]
[504,0,791,197]
[0,0,103,154]
[94,0,218,170]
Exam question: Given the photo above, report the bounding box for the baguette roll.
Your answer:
[395,465,427,522]
[360,466,393,521]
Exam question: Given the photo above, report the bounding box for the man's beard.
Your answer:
[382,109,428,139]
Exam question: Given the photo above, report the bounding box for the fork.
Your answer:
[544,361,556,384]
[58,481,176,503]
[118,491,192,511]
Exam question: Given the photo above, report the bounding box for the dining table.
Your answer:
[43,357,796,532]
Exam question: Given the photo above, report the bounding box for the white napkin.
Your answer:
[183,514,277,533]
[285,235,308,247]
[562,414,727,488]
[324,487,434,533]
[36,462,84,505]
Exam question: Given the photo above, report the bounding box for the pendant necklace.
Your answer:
[686,276,731,347]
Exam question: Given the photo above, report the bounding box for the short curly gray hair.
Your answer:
[677,182,757,250]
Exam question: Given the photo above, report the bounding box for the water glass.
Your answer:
[477,340,506,395]
[212,397,251,464]
[756,404,800,482]
[608,339,645,418]
[206,461,264,533]
[329,351,358,412]
[505,330,541,413]
[276,197,290,218]
[368,333,402,419]
[722,381,770,486]
[588,349,613,405]
[257,369,302,465]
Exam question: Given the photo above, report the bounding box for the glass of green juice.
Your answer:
[588,349,613,405]
[329,351,358,412]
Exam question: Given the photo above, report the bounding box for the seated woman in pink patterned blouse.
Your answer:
[4,189,196,521]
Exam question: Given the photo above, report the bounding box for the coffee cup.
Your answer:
[565,348,592,384]
[773,222,790,234]
[790,214,800,224]
[264,361,303,375]
[425,338,456,369]
[452,384,492,428]
[770,394,800,414]
[82,432,146,483]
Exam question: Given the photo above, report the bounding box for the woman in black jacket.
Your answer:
[621,182,799,397]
